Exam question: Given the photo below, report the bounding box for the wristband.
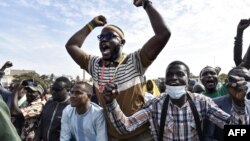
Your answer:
[143,0,152,9]
[87,22,95,31]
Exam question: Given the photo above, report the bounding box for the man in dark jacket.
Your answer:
[34,76,71,141]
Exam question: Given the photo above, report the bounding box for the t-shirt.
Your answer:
[202,83,228,98]
[80,49,152,139]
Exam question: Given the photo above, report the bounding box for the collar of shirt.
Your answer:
[99,53,126,67]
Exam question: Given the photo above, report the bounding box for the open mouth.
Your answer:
[101,44,111,56]
[205,80,215,88]
[169,82,180,86]
[103,48,110,55]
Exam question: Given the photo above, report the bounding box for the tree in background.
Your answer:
[12,72,53,89]
[218,73,227,83]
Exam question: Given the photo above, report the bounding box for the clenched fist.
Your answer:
[90,15,107,27]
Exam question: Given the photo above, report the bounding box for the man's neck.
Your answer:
[171,94,187,108]
[76,100,91,114]
[205,88,216,94]
[55,96,69,103]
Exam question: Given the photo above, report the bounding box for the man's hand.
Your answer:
[133,0,143,7]
[90,15,107,27]
[227,75,247,106]
[237,19,250,32]
[1,61,13,70]
[103,83,119,104]
[4,61,13,68]
[0,61,13,77]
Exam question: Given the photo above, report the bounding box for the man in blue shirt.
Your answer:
[60,81,108,141]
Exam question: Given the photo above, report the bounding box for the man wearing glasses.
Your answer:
[65,0,171,140]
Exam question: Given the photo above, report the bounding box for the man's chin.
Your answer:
[206,86,216,91]
[102,55,111,61]
[70,104,76,107]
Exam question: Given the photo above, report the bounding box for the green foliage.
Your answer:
[12,72,54,89]
[218,73,227,83]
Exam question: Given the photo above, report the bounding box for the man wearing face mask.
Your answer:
[103,61,250,141]
[65,0,171,140]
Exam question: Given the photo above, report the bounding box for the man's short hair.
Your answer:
[55,76,71,89]
[74,81,93,96]
[199,66,216,78]
[167,61,190,77]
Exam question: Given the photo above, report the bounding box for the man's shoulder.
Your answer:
[91,102,103,112]
[89,55,102,63]
[189,92,214,103]
[213,95,231,105]
[62,105,75,116]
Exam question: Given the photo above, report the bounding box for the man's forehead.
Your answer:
[25,87,36,93]
[101,28,119,36]
[201,67,216,74]
[53,81,66,87]
[101,27,124,39]
[167,64,187,72]
[72,84,85,90]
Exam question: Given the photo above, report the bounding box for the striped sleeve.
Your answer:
[107,100,151,134]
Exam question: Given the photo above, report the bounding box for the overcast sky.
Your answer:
[0,0,250,80]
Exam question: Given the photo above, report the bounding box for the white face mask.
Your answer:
[165,85,186,99]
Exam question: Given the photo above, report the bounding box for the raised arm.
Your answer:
[234,19,250,67]
[0,61,13,79]
[10,84,23,117]
[0,61,13,72]
[65,16,107,67]
[240,45,250,69]
[134,0,171,61]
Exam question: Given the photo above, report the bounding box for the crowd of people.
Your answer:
[1,0,250,141]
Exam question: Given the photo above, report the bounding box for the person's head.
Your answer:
[22,79,44,103]
[165,61,190,86]
[158,81,166,93]
[146,80,154,92]
[164,61,190,100]
[193,83,205,94]
[51,76,71,102]
[70,81,93,108]
[187,79,197,92]
[200,66,219,93]
[98,25,125,61]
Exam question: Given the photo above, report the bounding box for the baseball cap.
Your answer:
[26,84,44,95]
[22,79,44,95]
